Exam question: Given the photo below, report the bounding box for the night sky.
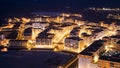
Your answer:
[0,0,120,17]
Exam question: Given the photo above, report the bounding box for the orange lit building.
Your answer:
[64,36,84,53]
[79,39,120,68]
[9,40,29,49]
[36,33,55,48]
[23,28,33,40]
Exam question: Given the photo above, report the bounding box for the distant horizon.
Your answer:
[0,0,120,15]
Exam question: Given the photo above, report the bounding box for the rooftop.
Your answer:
[66,36,82,41]
[110,35,120,38]
[0,50,74,68]
[80,40,105,56]
[100,50,120,63]
[37,33,55,39]
[82,33,91,37]
[6,31,18,39]
[24,28,32,34]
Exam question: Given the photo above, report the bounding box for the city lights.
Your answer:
[0,7,120,68]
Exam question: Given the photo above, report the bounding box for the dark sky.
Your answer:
[0,0,120,17]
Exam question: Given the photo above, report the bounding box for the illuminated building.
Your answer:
[6,31,18,39]
[78,56,99,68]
[81,33,93,47]
[30,12,64,23]
[1,27,18,40]
[36,33,55,48]
[116,40,120,50]
[85,28,93,35]
[9,40,30,49]
[79,38,120,68]
[32,22,49,29]
[21,17,30,23]
[75,20,85,26]
[103,35,120,51]
[64,17,75,23]
[79,40,106,68]
[110,35,120,46]
[99,21,104,27]
[25,22,32,28]
[2,28,16,32]
[107,14,120,20]
[116,30,120,35]
[48,27,63,34]
[64,36,84,53]
[88,22,98,26]
[79,56,120,68]
[92,28,107,40]
[1,12,120,68]
[88,7,120,11]
[0,33,7,46]
[69,26,81,37]
[117,25,120,30]
[0,33,5,40]
[35,27,54,48]
[79,25,87,33]
[25,22,44,39]
[42,16,64,23]
[23,28,33,40]
[32,28,42,39]
[30,17,42,22]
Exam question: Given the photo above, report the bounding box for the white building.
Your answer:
[32,22,49,30]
